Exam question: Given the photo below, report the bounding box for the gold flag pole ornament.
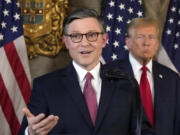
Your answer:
[20,0,69,59]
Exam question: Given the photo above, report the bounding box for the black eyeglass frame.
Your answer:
[64,32,104,43]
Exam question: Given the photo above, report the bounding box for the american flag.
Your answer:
[0,0,31,134]
[102,0,144,63]
[157,0,180,73]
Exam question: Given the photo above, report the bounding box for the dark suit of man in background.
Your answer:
[18,9,154,135]
[104,17,180,135]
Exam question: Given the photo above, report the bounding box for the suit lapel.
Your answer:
[95,78,115,131]
[62,64,93,128]
[152,61,167,127]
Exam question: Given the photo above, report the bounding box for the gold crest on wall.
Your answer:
[20,0,69,59]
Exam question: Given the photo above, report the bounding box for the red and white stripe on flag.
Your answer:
[0,36,31,135]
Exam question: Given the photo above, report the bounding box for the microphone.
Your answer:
[100,68,139,89]
[100,68,143,135]
[100,68,130,79]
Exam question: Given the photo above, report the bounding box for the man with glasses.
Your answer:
[18,8,154,135]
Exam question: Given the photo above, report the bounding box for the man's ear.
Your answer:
[62,35,69,49]
[125,37,131,49]
[102,33,108,47]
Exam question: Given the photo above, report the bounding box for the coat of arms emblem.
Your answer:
[20,0,69,59]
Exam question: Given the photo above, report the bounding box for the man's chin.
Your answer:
[141,57,152,64]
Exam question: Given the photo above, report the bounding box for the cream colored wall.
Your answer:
[29,0,170,80]
[143,0,170,37]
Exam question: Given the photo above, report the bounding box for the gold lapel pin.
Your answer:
[159,74,163,79]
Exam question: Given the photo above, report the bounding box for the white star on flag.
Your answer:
[113,41,119,47]
[137,11,143,17]
[14,13,20,20]
[169,18,174,24]
[127,19,131,24]
[138,0,142,5]
[5,0,11,4]
[16,2,20,7]
[166,29,172,35]
[176,32,179,37]
[106,26,111,32]
[115,28,121,35]
[111,53,118,60]
[116,16,123,22]
[174,44,179,49]
[128,7,134,14]
[107,13,113,20]
[119,3,125,10]
[109,1,115,7]
[11,26,18,33]
[3,9,9,16]
[171,6,176,12]
[1,21,7,29]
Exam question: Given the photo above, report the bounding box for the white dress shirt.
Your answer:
[129,53,155,103]
[73,61,102,105]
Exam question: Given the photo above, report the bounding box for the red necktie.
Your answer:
[140,66,154,128]
[84,72,97,126]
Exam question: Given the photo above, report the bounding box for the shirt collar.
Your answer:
[72,61,101,82]
[146,60,153,73]
[129,52,153,73]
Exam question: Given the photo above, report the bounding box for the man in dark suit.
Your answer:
[104,17,180,135]
[18,9,154,135]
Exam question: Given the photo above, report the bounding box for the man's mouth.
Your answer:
[80,51,92,54]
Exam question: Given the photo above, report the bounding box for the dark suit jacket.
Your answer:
[104,56,180,135]
[18,63,154,135]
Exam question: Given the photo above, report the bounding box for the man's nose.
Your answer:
[144,37,150,45]
[81,35,89,46]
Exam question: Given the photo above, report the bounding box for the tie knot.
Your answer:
[141,66,148,72]
[85,72,93,81]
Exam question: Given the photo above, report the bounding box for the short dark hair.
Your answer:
[62,8,107,35]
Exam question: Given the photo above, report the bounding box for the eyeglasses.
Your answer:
[65,32,104,43]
